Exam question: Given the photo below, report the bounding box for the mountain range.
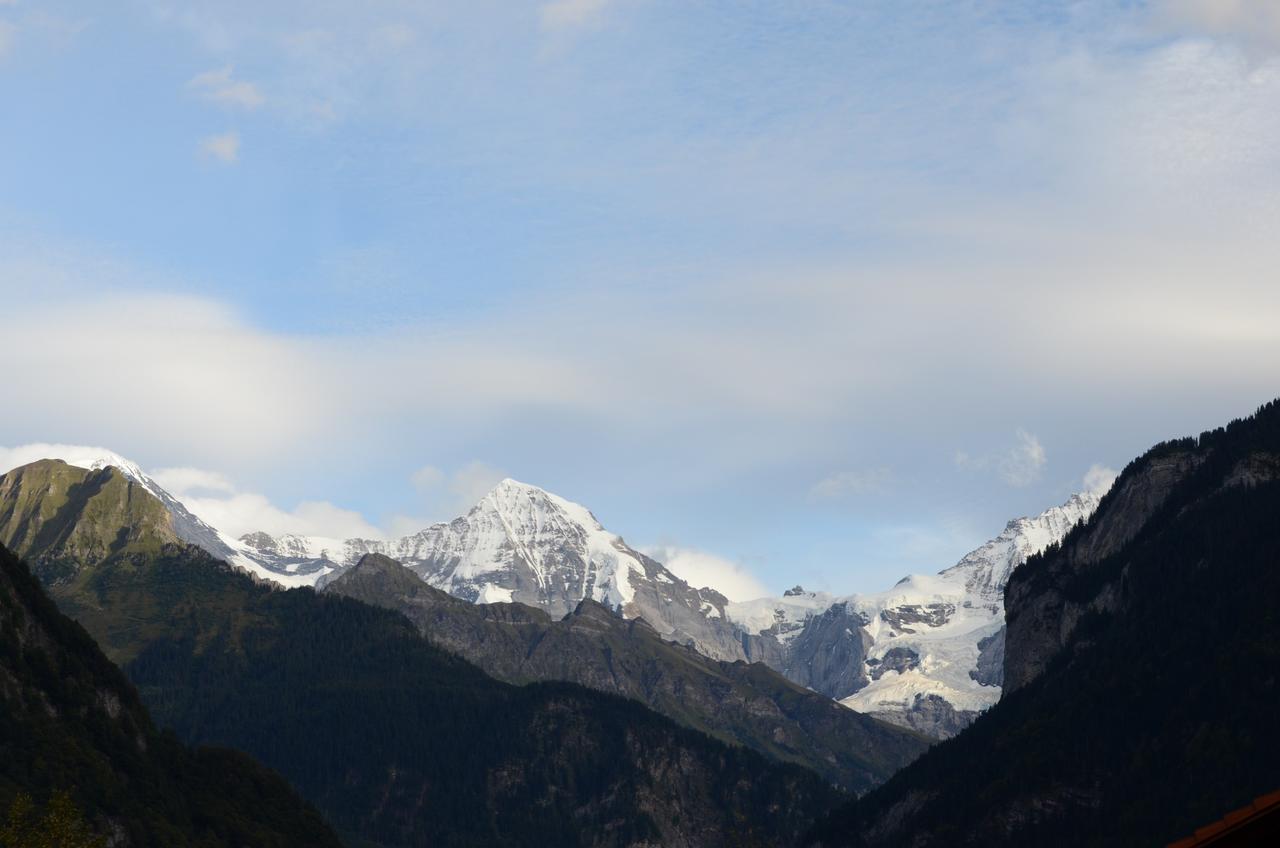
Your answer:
[3,399,1279,845]
[0,446,1102,740]
[0,458,870,846]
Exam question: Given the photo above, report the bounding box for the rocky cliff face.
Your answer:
[327,553,929,794]
[1003,454,1201,691]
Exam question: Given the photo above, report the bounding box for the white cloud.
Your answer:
[179,490,383,540]
[0,289,339,463]
[1083,464,1118,496]
[151,466,236,495]
[371,23,416,50]
[188,65,265,109]
[957,430,1047,488]
[410,465,445,492]
[1000,430,1046,487]
[809,468,892,500]
[1156,0,1280,51]
[199,130,240,163]
[540,0,611,31]
[642,545,769,602]
[411,461,507,517]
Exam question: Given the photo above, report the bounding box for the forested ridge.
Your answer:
[0,542,341,847]
[808,400,1280,847]
[124,554,844,846]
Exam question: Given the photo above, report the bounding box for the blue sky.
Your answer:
[3,0,1280,598]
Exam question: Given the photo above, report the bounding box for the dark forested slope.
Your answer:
[0,542,341,847]
[327,552,928,793]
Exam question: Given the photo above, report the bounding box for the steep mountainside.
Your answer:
[328,553,929,793]
[0,459,845,847]
[0,541,340,847]
[244,479,750,660]
[728,492,1101,737]
[808,400,1280,847]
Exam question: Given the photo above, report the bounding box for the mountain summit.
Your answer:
[241,477,751,660]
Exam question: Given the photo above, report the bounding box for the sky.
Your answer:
[2,0,1279,600]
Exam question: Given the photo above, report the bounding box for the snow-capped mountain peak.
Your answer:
[356,478,646,610]
[233,478,747,659]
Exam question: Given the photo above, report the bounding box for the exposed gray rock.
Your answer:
[970,626,1004,687]
[869,647,920,681]
[754,602,875,700]
[879,603,955,633]
[869,694,978,740]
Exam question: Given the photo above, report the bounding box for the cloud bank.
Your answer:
[642,545,770,602]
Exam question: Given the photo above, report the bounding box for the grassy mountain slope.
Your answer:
[808,400,1280,847]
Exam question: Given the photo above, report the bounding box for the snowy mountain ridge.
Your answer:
[726,490,1105,736]
[337,479,650,610]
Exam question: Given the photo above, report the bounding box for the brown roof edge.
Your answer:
[1166,789,1280,847]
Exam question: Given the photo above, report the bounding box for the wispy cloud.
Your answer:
[1083,464,1118,496]
[0,21,15,58]
[1156,0,1280,51]
[810,468,892,500]
[179,487,383,540]
[152,466,236,495]
[540,0,612,31]
[188,65,265,108]
[410,461,507,519]
[371,23,416,51]
[956,430,1047,488]
[199,130,240,163]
